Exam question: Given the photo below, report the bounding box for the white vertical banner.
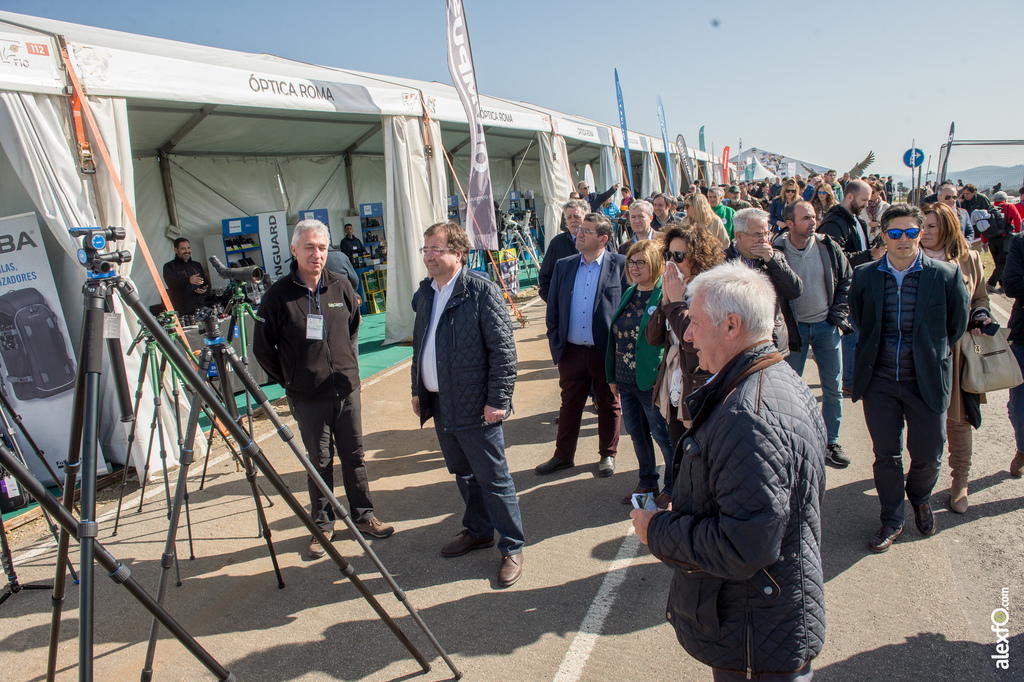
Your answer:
[257,210,288,281]
[787,162,797,178]
[445,0,498,250]
[0,213,98,485]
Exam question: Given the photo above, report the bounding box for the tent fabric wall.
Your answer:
[382,114,439,344]
[0,91,174,483]
[538,132,572,251]
[641,152,662,199]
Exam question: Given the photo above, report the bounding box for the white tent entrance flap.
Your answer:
[538,132,572,251]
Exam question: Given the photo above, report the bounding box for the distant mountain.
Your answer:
[943,163,1024,192]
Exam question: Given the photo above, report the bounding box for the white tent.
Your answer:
[0,10,676,480]
[746,156,779,181]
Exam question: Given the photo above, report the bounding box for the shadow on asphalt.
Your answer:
[814,632,1022,682]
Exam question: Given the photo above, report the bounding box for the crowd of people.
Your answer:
[248,171,1024,679]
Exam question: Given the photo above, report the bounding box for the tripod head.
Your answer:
[70,227,132,279]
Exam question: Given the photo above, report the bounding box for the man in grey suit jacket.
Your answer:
[849,203,969,553]
[538,213,626,478]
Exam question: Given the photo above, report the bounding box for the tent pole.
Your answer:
[157,152,180,229]
[343,152,356,214]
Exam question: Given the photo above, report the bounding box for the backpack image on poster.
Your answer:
[0,287,76,400]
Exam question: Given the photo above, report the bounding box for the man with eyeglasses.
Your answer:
[578,179,621,214]
[934,182,974,241]
[849,203,969,553]
[410,221,525,587]
[619,199,660,255]
[774,201,853,468]
[725,208,802,357]
[539,213,625,477]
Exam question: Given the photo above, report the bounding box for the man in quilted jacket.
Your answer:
[631,261,827,681]
[411,221,525,588]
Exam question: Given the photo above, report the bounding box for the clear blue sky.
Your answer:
[5,0,1022,177]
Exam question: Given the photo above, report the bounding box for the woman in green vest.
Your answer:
[606,238,672,506]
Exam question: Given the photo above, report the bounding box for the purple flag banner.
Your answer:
[446,0,498,250]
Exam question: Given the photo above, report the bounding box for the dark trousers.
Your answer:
[289,390,374,532]
[554,344,621,462]
[988,234,1009,286]
[428,392,525,556]
[862,376,946,529]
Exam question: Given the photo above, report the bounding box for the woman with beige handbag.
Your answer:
[920,203,994,512]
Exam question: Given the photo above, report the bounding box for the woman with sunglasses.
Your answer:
[644,224,726,508]
[680,192,730,249]
[811,183,837,220]
[605,238,674,506]
[920,202,993,513]
[768,178,800,232]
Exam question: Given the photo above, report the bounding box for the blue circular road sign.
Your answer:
[903,148,924,168]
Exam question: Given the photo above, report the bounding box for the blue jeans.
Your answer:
[1008,343,1024,452]
[429,393,525,556]
[841,328,858,389]
[785,321,842,444]
[618,382,675,493]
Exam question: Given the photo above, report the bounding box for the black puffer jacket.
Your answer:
[647,344,827,677]
[411,267,517,432]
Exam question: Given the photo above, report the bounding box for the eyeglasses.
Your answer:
[627,259,648,269]
[886,227,921,240]
[419,246,454,255]
[664,250,688,263]
[743,231,771,240]
[577,227,598,236]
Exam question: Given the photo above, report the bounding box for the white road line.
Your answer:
[552,527,643,682]
[989,296,1010,323]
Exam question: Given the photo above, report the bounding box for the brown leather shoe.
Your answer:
[621,484,659,505]
[441,529,495,557]
[868,525,903,553]
[654,492,673,510]
[913,503,936,536]
[1011,450,1024,478]
[497,553,523,587]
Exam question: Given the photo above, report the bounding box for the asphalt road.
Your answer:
[1,294,1022,681]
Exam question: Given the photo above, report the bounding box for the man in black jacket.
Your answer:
[631,261,826,680]
[162,238,209,316]
[253,219,393,559]
[725,207,803,356]
[578,179,620,213]
[539,199,587,302]
[775,201,853,468]
[849,204,969,553]
[411,221,524,587]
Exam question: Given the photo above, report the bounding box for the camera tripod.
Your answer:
[0,227,462,680]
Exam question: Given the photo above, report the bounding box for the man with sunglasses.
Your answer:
[539,213,625,477]
[849,204,969,553]
[578,179,621,214]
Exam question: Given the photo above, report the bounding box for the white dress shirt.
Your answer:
[421,269,462,392]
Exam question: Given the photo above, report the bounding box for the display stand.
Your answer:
[361,270,387,314]
[359,203,385,257]
[220,216,262,270]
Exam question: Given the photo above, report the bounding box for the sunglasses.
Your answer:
[817,191,827,196]
[664,250,688,263]
[886,227,921,240]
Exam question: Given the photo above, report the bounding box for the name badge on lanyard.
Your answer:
[307,314,324,340]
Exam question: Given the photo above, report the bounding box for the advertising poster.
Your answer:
[257,211,289,281]
[0,213,96,486]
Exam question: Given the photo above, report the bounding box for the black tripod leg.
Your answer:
[154,358,173,516]
[116,282,443,677]
[0,445,233,681]
[114,347,150,536]
[0,387,64,494]
[222,347,459,678]
[141,384,205,682]
[209,348,284,588]
[0,507,52,607]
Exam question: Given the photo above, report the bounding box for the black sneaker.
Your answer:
[826,443,851,468]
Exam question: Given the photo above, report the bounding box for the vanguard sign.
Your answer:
[446,0,497,250]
